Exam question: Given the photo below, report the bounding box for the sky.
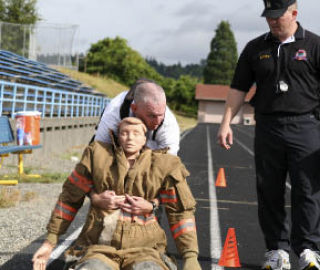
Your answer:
[37,0,320,65]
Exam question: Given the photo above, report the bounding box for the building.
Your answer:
[195,84,256,125]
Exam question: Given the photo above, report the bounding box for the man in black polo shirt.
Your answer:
[218,0,320,269]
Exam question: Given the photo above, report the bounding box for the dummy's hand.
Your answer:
[119,194,153,215]
[90,190,125,210]
[217,123,233,150]
[32,241,54,270]
[182,253,202,270]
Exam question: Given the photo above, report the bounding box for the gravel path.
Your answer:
[0,183,63,266]
[0,144,87,267]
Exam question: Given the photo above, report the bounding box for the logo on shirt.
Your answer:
[260,54,271,60]
[294,49,307,61]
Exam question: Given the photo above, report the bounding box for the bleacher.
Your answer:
[0,50,94,94]
[0,50,110,118]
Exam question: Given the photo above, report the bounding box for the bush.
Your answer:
[84,36,199,116]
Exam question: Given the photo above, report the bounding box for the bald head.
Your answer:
[131,82,167,130]
[133,82,166,106]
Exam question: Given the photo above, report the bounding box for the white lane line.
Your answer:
[234,126,254,138]
[233,137,254,156]
[47,226,83,265]
[206,126,223,269]
[180,128,193,141]
[233,137,292,190]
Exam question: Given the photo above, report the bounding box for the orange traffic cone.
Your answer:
[218,228,241,267]
[215,168,227,187]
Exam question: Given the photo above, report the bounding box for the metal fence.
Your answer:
[0,21,78,69]
[0,80,110,118]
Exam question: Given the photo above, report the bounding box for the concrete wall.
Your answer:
[243,105,255,125]
[4,117,99,172]
[38,117,99,157]
[197,100,249,124]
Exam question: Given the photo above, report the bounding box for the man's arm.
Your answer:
[94,91,127,143]
[217,89,247,149]
[162,161,201,270]
[33,147,94,270]
[33,170,89,270]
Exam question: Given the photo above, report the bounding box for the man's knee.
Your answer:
[132,260,163,270]
[74,258,113,270]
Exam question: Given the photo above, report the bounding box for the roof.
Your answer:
[195,84,256,102]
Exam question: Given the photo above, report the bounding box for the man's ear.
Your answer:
[130,103,137,113]
[292,9,298,18]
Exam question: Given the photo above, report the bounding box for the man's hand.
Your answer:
[217,88,246,150]
[32,241,54,270]
[217,123,233,150]
[119,194,153,215]
[90,190,125,210]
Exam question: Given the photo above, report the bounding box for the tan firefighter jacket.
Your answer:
[46,140,198,261]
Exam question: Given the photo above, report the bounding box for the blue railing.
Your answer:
[0,80,110,118]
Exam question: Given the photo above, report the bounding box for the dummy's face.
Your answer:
[131,102,166,130]
[118,123,146,155]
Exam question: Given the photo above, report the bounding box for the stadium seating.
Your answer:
[0,50,95,94]
[0,50,110,118]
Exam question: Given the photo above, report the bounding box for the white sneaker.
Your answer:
[299,249,320,270]
[261,249,291,270]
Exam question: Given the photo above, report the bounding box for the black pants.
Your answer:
[255,113,320,255]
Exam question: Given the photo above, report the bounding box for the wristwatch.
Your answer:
[150,200,158,215]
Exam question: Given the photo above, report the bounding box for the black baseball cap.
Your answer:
[261,0,296,19]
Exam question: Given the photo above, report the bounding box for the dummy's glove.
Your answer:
[182,252,202,270]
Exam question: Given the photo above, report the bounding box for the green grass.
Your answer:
[0,187,38,208]
[60,151,82,161]
[174,112,198,132]
[0,172,67,208]
[22,191,37,201]
[0,187,20,208]
[0,171,68,184]
[19,172,69,183]
[55,67,128,98]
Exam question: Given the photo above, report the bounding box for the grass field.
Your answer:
[56,67,127,98]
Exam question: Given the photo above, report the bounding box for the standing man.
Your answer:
[92,79,180,211]
[217,0,320,269]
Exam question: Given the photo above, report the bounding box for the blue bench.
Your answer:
[0,116,42,185]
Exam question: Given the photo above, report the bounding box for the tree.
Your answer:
[0,0,39,56]
[85,37,162,86]
[203,21,238,85]
[0,0,39,24]
[84,36,200,116]
[146,57,205,80]
[171,75,198,115]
